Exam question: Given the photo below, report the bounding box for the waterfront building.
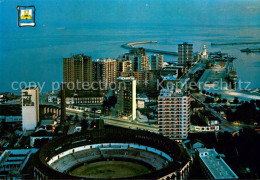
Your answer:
[150,54,164,70]
[22,86,39,131]
[158,86,190,140]
[63,54,92,89]
[178,42,193,66]
[120,48,150,72]
[93,58,117,89]
[125,54,149,72]
[119,71,153,88]
[117,77,136,120]
[196,148,238,179]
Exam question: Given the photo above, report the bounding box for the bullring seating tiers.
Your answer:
[36,128,190,179]
[49,147,169,172]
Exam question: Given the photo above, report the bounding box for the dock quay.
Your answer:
[211,42,260,46]
[121,41,178,56]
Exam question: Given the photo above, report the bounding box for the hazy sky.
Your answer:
[1,0,260,30]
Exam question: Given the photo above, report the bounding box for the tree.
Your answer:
[222,99,227,103]
[83,113,87,119]
[92,107,97,121]
[90,121,96,128]
[0,118,7,135]
[80,119,88,132]
[250,100,256,105]
[256,100,260,108]
[75,114,79,123]
[205,97,211,103]
[202,90,206,94]
[34,138,50,148]
[214,93,218,98]
[226,109,234,122]
[233,97,239,104]
[210,93,213,97]
[108,95,117,107]
[210,98,215,103]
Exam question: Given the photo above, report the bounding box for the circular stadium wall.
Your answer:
[34,128,191,179]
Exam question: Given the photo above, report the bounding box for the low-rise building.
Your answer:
[0,116,22,123]
[119,71,153,88]
[30,130,54,147]
[197,110,219,126]
[57,96,103,105]
[0,149,37,177]
[196,148,238,179]
[48,95,57,103]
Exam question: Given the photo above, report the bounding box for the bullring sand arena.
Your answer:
[70,161,151,178]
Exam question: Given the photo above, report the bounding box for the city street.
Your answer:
[66,109,159,133]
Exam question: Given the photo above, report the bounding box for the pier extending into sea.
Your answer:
[121,41,178,56]
[211,42,260,46]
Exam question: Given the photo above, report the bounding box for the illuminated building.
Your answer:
[63,54,92,89]
[93,58,117,89]
[117,77,136,120]
[158,87,190,140]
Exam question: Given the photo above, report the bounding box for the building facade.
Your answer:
[93,58,117,89]
[117,77,136,120]
[196,148,238,179]
[158,88,190,140]
[122,60,132,72]
[119,71,153,88]
[22,86,39,131]
[150,54,164,70]
[120,48,150,72]
[178,42,193,66]
[63,54,92,89]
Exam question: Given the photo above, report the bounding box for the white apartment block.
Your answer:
[158,88,190,140]
[22,86,39,131]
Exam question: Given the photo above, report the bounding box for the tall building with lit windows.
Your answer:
[117,77,136,120]
[63,54,92,89]
[120,48,150,72]
[150,54,164,70]
[93,58,117,89]
[178,42,193,66]
[158,87,190,140]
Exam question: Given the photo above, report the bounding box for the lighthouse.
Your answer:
[201,44,208,60]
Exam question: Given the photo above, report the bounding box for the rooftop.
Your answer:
[197,148,238,179]
[117,76,135,81]
[0,149,36,175]
[161,74,177,81]
[93,58,116,63]
[22,86,38,90]
[159,88,189,98]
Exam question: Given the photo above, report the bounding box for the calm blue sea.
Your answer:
[1,23,260,92]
